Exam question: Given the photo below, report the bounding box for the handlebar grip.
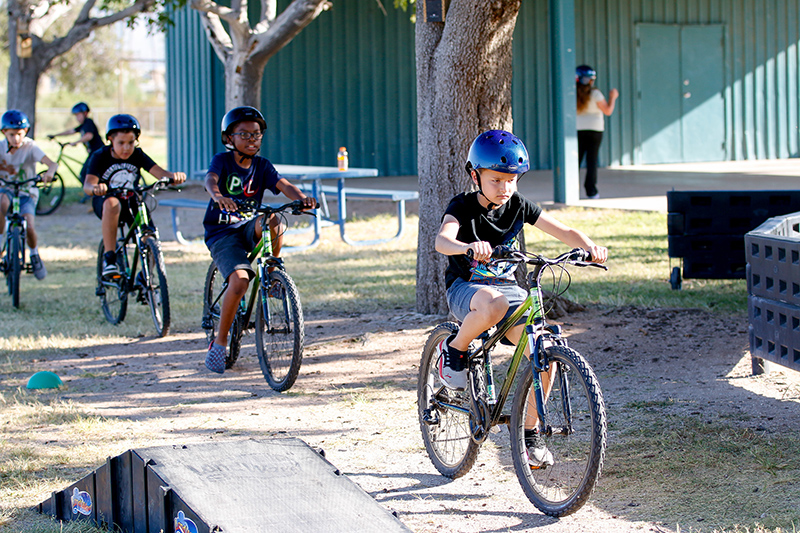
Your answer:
[571,248,591,261]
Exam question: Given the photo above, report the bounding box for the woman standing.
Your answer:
[576,65,618,199]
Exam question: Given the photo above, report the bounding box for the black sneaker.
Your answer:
[525,428,554,468]
[102,252,120,278]
[30,252,47,280]
[436,334,467,390]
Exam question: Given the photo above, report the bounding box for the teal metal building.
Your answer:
[166,0,800,177]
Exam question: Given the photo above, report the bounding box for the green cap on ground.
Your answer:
[26,371,63,389]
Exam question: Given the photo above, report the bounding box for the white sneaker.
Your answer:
[30,253,47,280]
[525,429,554,468]
[436,336,467,390]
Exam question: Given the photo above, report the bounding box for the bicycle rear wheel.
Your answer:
[96,240,128,324]
[417,322,480,478]
[255,269,304,392]
[35,172,65,216]
[202,263,242,369]
[509,345,606,517]
[141,236,170,337]
[8,226,23,308]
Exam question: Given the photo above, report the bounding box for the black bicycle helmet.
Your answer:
[106,114,141,140]
[221,106,267,146]
[1,110,30,130]
[71,102,90,114]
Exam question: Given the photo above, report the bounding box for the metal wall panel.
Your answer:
[167,0,800,177]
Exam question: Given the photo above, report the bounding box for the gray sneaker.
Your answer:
[525,429,554,469]
[30,253,47,280]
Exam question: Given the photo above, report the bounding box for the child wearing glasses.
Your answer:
[202,106,316,374]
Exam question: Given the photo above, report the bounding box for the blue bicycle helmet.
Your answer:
[221,106,266,145]
[1,110,30,130]
[466,130,530,176]
[576,65,597,85]
[71,102,90,114]
[106,114,141,140]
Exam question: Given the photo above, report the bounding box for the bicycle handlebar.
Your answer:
[103,177,173,197]
[468,246,608,271]
[225,197,317,217]
[0,174,42,188]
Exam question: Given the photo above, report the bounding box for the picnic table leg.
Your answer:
[171,208,192,246]
[282,180,322,253]
[338,180,407,246]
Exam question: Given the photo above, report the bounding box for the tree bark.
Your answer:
[414,0,522,315]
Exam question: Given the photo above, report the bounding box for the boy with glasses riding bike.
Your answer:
[434,130,608,466]
[202,106,316,374]
[83,114,186,277]
[0,110,59,280]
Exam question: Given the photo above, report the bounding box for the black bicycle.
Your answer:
[95,179,176,336]
[0,172,44,308]
[202,199,310,391]
[418,247,608,517]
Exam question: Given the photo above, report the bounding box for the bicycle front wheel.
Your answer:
[417,322,480,478]
[35,172,65,216]
[202,263,242,369]
[141,236,171,337]
[96,240,128,324]
[9,226,22,308]
[255,269,304,392]
[509,345,607,517]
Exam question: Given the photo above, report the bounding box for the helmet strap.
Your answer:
[471,168,498,210]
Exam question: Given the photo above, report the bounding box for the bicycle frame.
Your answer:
[53,142,86,181]
[107,192,159,292]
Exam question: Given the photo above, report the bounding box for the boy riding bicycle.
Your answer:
[0,110,59,280]
[202,106,316,374]
[434,129,608,465]
[48,102,105,186]
[83,114,186,277]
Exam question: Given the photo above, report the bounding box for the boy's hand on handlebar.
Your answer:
[299,196,318,210]
[41,172,54,184]
[170,172,187,185]
[467,241,493,263]
[214,195,238,213]
[93,183,108,196]
[588,246,608,264]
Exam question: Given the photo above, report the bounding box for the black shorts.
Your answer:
[92,194,138,226]
[207,218,260,281]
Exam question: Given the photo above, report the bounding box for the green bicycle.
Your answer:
[202,199,308,392]
[35,140,85,215]
[418,247,608,517]
[95,179,175,336]
[0,172,44,308]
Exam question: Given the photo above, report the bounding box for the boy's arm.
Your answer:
[275,178,317,210]
[70,131,94,147]
[48,127,78,139]
[39,155,58,183]
[84,173,105,197]
[435,214,493,262]
[147,164,187,185]
[204,171,237,212]
[533,212,608,263]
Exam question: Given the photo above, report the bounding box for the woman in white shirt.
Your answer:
[576,65,618,199]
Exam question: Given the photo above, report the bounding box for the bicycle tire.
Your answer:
[417,322,480,478]
[509,345,607,517]
[9,226,22,308]
[202,263,242,369]
[141,236,171,337]
[255,269,304,392]
[96,240,128,324]
[35,172,65,216]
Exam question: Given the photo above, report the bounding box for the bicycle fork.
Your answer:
[530,328,574,438]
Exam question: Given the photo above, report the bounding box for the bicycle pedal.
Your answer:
[95,287,106,297]
[422,408,440,426]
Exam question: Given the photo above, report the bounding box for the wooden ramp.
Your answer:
[37,438,411,533]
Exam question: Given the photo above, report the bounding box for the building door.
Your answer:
[636,23,725,164]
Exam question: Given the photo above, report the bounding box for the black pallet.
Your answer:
[38,438,411,533]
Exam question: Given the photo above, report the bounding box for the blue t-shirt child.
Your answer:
[202,151,281,245]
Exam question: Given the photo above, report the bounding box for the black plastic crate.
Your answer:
[749,295,800,373]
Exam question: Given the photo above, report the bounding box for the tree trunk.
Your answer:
[414,0,522,315]
[224,56,268,110]
[6,0,48,136]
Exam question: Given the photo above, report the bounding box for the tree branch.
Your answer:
[190,0,239,25]
[195,10,233,63]
[75,0,98,24]
[250,0,327,64]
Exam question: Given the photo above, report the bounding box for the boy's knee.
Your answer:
[227,271,250,295]
[485,295,510,321]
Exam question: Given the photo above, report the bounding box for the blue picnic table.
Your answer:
[163,164,418,251]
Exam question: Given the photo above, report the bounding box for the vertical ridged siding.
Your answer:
[167,0,800,176]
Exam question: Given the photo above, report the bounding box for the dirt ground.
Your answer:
[19,194,800,532]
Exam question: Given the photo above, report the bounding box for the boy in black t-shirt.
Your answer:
[48,102,105,185]
[202,106,316,374]
[435,130,608,467]
[84,114,186,277]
